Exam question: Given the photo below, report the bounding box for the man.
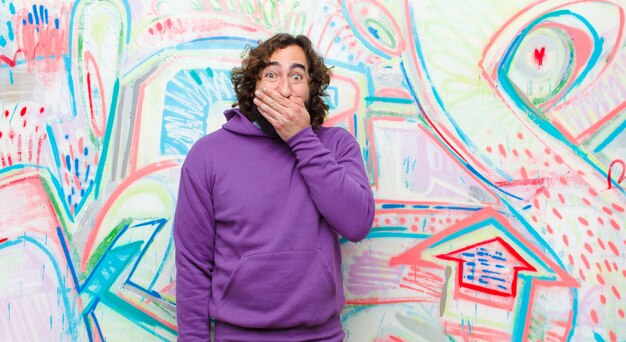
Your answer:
[174,33,375,341]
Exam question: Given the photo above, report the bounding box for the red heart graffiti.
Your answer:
[534,47,546,67]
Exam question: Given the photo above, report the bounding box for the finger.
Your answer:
[255,90,282,113]
[253,91,274,110]
[261,87,289,107]
[253,97,275,118]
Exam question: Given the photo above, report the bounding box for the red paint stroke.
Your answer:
[0,238,7,243]
[494,177,546,187]
[607,240,619,256]
[609,219,621,231]
[28,137,33,163]
[612,286,622,300]
[86,72,95,124]
[580,253,590,270]
[17,134,22,162]
[0,49,26,68]
[534,47,546,67]
[36,133,47,165]
[84,51,107,138]
[607,159,625,189]
[498,144,507,157]
[344,297,435,305]
[73,173,82,191]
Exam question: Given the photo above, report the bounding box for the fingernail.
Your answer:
[262,87,267,92]
[255,90,260,96]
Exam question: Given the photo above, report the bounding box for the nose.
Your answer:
[278,77,291,97]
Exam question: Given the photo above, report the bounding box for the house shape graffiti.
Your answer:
[390,207,578,340]
[438,236,536,298]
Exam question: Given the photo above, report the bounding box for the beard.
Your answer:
[248,105,282,140]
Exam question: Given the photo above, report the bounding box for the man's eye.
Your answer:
[265,72,276,78]
[292,74,303,80]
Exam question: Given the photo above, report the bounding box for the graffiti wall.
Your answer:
[0,0,624,341]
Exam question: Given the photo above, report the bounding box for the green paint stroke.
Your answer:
[364,18,396,49]
[39,173,70,235]
[84,218,132,279]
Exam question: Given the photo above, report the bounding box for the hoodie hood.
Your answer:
[222,108,282,141]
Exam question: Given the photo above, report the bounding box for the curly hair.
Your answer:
[231,33,332,129]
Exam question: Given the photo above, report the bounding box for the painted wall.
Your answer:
[0,0,624,341]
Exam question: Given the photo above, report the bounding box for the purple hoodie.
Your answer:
[174,108,375,341]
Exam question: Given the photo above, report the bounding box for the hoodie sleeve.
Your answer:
[173,165,215,340]
[287,127,375,242]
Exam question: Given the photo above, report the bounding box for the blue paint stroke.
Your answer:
[0,237,79,339]
[594,117,626,152]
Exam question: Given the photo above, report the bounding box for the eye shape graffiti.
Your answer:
[503,15,596,113]
[480,1,625,146]
[342,0,406,59]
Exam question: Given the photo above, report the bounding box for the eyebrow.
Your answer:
[268,61,307,71]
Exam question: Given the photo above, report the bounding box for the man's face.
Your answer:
[256,44,311,105]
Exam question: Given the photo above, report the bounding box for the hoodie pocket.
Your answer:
[217,249,338,328]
